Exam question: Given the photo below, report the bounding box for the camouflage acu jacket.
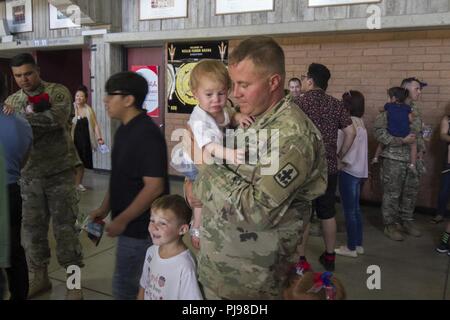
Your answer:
[6,82,78,178]
[193,95,327,299]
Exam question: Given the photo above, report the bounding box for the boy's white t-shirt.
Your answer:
[139,245,203,300]
[188,105,231,150]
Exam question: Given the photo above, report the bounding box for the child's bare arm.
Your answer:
[204,142,245,164]
[192,208,202,228]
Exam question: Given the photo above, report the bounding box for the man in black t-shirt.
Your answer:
[89,71,168,300]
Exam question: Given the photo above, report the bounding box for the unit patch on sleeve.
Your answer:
[274,163,299,188]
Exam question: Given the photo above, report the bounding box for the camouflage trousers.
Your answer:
[21,169,83,270]
[198,208,310,300]
[380,158,422,225]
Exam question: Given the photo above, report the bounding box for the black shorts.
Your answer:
[314,174,338,220]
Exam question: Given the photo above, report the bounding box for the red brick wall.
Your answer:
[164,30,450,209]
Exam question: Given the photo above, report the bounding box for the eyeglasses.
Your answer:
[106,91,131,97]
[300,74,309,81]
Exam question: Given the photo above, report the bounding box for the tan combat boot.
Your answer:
[65,288,84,300]
[401,221,422,237]
[384,224,404,241]
[28,266,52,299]
[65,270,84,300]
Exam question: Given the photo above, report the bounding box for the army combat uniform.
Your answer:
[373,101,426,225]
[6,82,83,270]
[193,96,327,299]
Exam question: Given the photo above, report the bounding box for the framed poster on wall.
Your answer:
[308,0,381,7]
[167,41,228,114]
[131,65,160,118]
[215,0,274,15]
[49,3,81,29]
[140,0,188,20]
[6,0,33,33]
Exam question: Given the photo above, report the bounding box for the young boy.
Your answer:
[372,87,417,171]
[89,71,169,300]
[138,194,203,300]
[170,59,253,249]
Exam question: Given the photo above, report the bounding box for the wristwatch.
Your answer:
[189,227,200,238]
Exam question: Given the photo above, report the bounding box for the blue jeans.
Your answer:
[339,171,363,251]
[113,235,152,300]
[437,164,450,218]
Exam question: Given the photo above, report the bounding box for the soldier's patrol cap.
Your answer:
[401,77,427,88]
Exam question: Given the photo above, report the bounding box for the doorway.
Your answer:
[36,48,91,103]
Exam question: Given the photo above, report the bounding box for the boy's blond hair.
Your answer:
[151,194,192,225]
[189,59,231,92]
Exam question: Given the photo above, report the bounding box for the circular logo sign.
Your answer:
[175,62,198,106]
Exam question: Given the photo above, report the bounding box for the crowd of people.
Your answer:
[0,36,449,300]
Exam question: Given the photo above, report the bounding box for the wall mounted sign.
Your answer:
[167,41,228,114]
[131,65,160,118]
[6,0,33,33]
[49,3,81,29]
[215,0,274,15]
[308,0,381,7]
[140,0,188,20]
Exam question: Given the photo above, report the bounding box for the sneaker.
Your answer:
[76,184,87,192]
[335,246,357,258]
[436,232,450,254]
[295,260,312,276]
[384,224,404,241]
[356,246,365,255]
[436,242,449,254]
[319,252,335,271]
[401,220,422,237]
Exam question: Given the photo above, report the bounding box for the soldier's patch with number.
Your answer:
[55,92,65,103]
[274,163,299,188]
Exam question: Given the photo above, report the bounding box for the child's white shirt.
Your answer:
[139,245,203,300]
[188,105,230,151]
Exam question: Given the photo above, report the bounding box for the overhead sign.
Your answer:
[167,41,228,114]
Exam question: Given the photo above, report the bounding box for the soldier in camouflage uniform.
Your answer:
[185,36,327,299]
[373,77,427,241]
[4,53,83,299]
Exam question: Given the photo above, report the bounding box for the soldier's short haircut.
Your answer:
[229,36,285,77]
[151,194,192,225]
[307,63,331,91]
[10,53,37,68]
[105,71,148,109]
[189,59,231,92]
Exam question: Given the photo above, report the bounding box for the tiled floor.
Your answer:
[28,170,450,300]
